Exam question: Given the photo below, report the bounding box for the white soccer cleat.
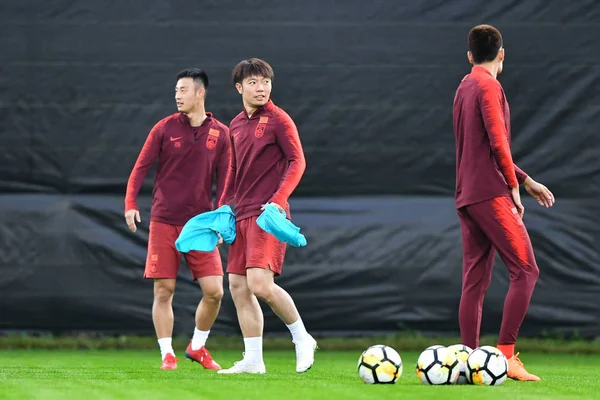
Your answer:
[216,357,266,375]
[294,335,318,373]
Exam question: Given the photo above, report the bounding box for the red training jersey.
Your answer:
[453,66,528,209]
[218,100,306,221]
[125,112,230,226]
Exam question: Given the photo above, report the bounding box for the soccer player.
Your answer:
[453,25,555,381]
[124,68,230,371]
[216,58,317,374]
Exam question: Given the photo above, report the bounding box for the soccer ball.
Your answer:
[466,345,508,386]
[357,345,403,384]
[416,346,460,385]
[447,344,473,384]
[425,344,445,350]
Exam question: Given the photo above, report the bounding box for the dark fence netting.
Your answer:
[1,1,598,338]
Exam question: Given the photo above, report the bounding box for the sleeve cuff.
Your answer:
[125,200,138,212]
[516,170,528,185]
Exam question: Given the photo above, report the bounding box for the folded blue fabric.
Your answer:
[256,204,307,247]
[175,205,236,253]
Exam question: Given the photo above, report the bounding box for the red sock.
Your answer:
[497,344,515,359]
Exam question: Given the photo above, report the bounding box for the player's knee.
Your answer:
[527,263,540,283]
[229,277,247,296]
[247,277,275,302]
[513,263,539,286]
[229,277,255,306]
[199,276,224,303]
[154,284,175,303]
[203,285,224,304]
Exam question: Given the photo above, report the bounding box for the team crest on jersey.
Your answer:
[255,116,269,138]
[206,128,220,150]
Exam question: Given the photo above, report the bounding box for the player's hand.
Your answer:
[125,209,141,232]
[524,177,555,208]
[217,232,223,245]
[261,202,285,214]
[511,186,525,218]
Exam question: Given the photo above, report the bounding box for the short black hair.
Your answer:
[231,58,274,85]
[176,68,209,89]
[468,25,503,64]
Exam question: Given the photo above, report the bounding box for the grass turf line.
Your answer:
[1,332,599,354]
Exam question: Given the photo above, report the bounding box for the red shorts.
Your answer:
[226,216,287,276]
[144,221,223,280]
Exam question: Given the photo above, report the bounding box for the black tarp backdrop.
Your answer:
[0,1,599,338]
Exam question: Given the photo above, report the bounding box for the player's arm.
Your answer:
[124,122,162,231]
[269,114,307,208]
[215,127,232,209]
[479,81,519,188]
[217,130,236,208]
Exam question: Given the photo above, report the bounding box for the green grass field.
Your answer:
[1,349,598,400]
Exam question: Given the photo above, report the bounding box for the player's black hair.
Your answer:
[231,58,274,85]
[176,68,209,89]
[468,24,503,64]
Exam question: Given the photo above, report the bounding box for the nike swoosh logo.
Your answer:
[170,137,182,141]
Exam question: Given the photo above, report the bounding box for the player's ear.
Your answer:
[467,51,474,65]
[235,82,243,94]
[497,48,505,62]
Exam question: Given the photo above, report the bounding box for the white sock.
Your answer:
[243,337,263,364]
[286,317,309,343]
[158,337,174,360]
[191,328,209,350]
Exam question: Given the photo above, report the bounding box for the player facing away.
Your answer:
[216,58,317,374]
[453,25,556,381]
[124,68,230,370]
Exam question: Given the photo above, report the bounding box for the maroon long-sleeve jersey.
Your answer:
[453,66,528,209]
[125,112,230,226]
[218,100,306,221]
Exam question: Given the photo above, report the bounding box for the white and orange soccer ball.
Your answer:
[447,344,473,384]
[466,345,509,386]
[416,346,460,385]
[357,344,403,384]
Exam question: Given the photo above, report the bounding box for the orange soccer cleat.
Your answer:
[507,353,540,381]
